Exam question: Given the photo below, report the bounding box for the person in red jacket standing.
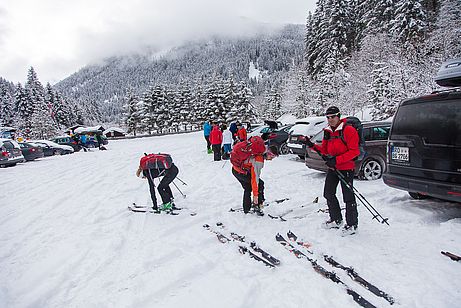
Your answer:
[209,122,223,161]
[236,122,247,142]
[302,106,360,235]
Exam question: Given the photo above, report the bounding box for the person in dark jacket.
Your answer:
[209,122,223,161]
[302,106,360,235]
[203,121,212,154]
[229,122,238,141]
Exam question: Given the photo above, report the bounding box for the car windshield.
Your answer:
[392,100,461,146]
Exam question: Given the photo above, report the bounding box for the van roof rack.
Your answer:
[430,86,461,95]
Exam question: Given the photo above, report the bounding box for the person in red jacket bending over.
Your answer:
[302,106,360,235]
[209,122,223,161]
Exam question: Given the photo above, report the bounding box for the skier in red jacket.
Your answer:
[209,122,223,161]
[302,106,360,235]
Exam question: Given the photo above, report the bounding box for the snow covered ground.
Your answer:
[1,131,460,308]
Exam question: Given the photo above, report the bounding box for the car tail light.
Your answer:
[268,133,277,139]
[1,151,9,157]
[448,191,461,196]
[72,141,77,144]
[30,148,36,152]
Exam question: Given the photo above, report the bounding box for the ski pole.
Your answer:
[334,168,389,225]
[175,176,188,186]
[172,180,186,198]
[311,147,389,225]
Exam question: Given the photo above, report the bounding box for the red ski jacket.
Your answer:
[236,128,247,141]
[313,119,359,171]
[209,126,223,145]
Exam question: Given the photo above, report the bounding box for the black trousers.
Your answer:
[323,169,358,226]
[144,164,179,208]
[212,144,222,161]
[205,135,211,150]
[232,168,265,213]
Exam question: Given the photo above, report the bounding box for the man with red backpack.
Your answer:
[301,106,360,235]
[231,136,278,215]
[136,153,179,212]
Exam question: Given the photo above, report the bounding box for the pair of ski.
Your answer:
[229,198,290,216]
[441,251,461,261]
[203,223,280,268]
[277,231,395,307]
[127,203,196,216]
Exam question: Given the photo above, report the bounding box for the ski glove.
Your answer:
[325,155,337,168]
[299,135,315,147]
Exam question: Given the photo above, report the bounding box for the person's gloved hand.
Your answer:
[325,155,337,168]
[253,195,259,206]
[299,135,315,147]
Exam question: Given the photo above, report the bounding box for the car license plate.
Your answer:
[391,146,409,161]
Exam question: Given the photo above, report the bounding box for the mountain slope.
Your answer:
[55,24,305,123]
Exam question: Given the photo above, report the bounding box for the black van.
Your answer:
[383,88,461,202]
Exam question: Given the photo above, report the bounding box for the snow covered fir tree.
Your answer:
[1,0,460,137]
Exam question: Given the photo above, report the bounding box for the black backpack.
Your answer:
[323,116,365,160]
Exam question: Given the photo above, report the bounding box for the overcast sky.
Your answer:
[0,0,316,85]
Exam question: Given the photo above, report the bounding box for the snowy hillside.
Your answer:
[1,132,460,308]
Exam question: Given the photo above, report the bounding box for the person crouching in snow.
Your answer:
[136,153,179,212]
[232,145,278,215]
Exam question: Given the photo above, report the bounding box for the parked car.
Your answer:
[247,120,280,138]
[287,116,328,159]
[265,124,295,155]
[51,136,81,152]
[304,121,392,180]
[19,142,44,161]
[31,140,74,155]
[0,138,25,167]
[31,142,56,157]
[383,87,461,202]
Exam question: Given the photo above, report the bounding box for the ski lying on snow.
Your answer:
[228,198,289,212]
[441,251,461,261]
[127,205,179,215]
[129,203,197,216]
[203,224,277,268]
[276,234,376,308]
[216,222,280,266]
[286,231,394,305]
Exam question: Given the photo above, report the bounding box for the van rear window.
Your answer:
[392,100,461,146]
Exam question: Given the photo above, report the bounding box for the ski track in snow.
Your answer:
[1,131,460,308]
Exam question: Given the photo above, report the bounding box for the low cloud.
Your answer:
[0,0,315,84]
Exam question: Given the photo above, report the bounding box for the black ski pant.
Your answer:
[212,144,222,161]
[205,135,211,150]
[323,169,358,226]
[232,168,264,213]
[144,164,179,208]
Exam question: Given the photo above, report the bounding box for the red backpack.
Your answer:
[230,136,266,174]
[140,153,173,170]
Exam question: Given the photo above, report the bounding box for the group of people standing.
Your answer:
[203,120,248,161]
[136,105,360,236]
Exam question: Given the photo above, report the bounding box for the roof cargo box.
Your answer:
[435,58,461,87]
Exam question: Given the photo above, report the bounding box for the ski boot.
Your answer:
[341,224,358,236]
[161,202,173,212]
[322,219,343,229]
